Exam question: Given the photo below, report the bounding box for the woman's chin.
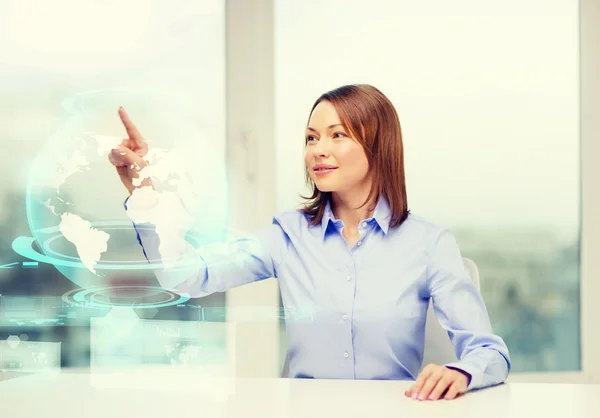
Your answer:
[313,182,337,193]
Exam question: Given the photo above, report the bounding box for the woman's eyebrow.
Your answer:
[306,124,343,132]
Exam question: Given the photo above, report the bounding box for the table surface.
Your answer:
[1,367,600,418]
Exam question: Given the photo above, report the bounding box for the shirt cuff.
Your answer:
[444,361,482,392]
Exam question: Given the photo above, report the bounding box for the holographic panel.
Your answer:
[90,309,236,398]
[90,309,235,371]
[0,294,109,327]
[0,339,60,373]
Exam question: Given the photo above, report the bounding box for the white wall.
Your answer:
[579,0,600,384]
[225,0,281,378]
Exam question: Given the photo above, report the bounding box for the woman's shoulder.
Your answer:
[399,212,451,237]
[272,208,312,229]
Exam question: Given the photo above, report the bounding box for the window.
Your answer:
[275,0,580,373]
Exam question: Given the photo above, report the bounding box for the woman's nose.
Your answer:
[312,139,329,157]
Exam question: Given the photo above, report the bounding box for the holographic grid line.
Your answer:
[61,286,190,310]
[11,220,227,270]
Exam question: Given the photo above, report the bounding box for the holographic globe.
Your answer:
[19,89,229,292]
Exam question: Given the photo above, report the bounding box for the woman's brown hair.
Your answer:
[301,84,409,229]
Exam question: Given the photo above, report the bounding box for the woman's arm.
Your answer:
[124,187,288,298]
[425,228,511,391]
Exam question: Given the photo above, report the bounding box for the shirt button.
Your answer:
[346,276,353,281]
[342,314,348,320]
[362,222,367,227]
[357,241,362,246]
[343,352,349,358]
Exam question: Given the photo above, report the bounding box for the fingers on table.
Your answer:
[417,368,445,400]
[405,365,464,401]
[442,380,464,400]
[405,364,434,399]
[428,373,454,400]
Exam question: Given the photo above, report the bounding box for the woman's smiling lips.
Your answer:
[313,163,338,176]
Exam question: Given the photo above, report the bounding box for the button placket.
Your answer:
[341,250,357,374]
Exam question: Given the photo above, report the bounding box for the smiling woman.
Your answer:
[118,82,511,401]
[301,85,409,241]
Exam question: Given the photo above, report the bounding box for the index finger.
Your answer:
[408,366,434,398]
[118,107,144,144]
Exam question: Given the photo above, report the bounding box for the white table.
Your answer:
[1,367,599,417]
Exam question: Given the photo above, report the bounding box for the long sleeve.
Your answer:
[124,187,289,298]
[426,228,511,391]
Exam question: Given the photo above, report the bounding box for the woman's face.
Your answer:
[304,100,370,194]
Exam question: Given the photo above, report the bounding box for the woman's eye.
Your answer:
[333,132,347,139]
[306,135,317,143]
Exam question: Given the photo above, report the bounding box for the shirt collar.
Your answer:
[320,195,391,239]
[372,196,392,234]
[320,200,336,237]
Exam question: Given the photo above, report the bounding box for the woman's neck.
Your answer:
[331,188,376,231]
